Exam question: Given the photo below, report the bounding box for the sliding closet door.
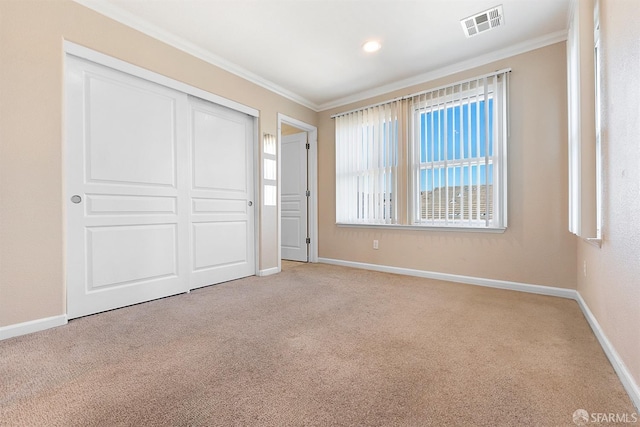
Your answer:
[66,54,257,318]
[65,56,190,319]
[188,97,255,288]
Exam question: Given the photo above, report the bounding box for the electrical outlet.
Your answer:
[373,240,379,250]
[583,260,587,277]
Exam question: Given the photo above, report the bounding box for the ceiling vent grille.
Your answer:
[461,5,504,38]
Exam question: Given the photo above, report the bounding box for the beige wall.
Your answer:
[318,43,577,289]
[281,123,305,136]
[0,0,316,327]
[578,0,640,396]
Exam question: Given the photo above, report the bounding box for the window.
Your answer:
[567,1,581,234]
[263,133,277,206]
[410,73,508,229]
[566,0,601,244]
[593,1,603,241]
[335,100,400,224]
[334,70,509,231]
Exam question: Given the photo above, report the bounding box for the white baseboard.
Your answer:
[575,293,640,411]
[0,315,67,340]
[318,258,576,299]
[257,267,280,277]
[318,257,640,412]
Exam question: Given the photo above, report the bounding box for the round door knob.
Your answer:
[248,201,253,206]
[71,195,82,204]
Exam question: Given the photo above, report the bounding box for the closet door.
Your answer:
[65,56,190,319]
[188,96,255,288]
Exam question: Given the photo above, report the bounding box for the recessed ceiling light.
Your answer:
[362,40,382,53]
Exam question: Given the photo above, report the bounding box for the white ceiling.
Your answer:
[76,0,571,111]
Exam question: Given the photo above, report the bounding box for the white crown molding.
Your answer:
[567,0,578,30]
[73,0,567,114]
[72,0,320,111]
[318,29,568,112]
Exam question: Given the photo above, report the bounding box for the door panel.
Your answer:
[86,194,177,216]
[193,110,247,191]
[281,132,308,261]
[188,96,255,288]
[66,56,189,319]
[87,224,178,289]
[193,222,247,269]
[86,74,177,187]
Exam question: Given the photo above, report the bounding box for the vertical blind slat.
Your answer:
[475,82,481,222]
[466,86,472,226]
[460,84,464,221]
[484,77,490,227]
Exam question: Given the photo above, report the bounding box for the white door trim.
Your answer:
[252,117,261,277]
[277,114,318,270]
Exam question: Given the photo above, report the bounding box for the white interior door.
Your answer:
[66,56,190,319]
[188,96,255,288]
[281,132,308,262]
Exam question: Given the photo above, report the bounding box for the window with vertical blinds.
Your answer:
[335,100,400,224]
[334,70,509,230]
[409,71,509,229]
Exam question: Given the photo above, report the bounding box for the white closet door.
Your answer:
[188,96,255,288]
[65,56,190,319]
[281,132,308,261]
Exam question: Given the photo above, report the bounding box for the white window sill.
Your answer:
[583,237,602,248]
[336,223,507,234]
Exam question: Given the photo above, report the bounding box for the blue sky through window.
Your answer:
[419,99,493,191]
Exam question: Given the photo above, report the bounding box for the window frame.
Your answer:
[566,0,602,245]
[408,74,508,231]
[333,70,509,232]
[335,101,401,225]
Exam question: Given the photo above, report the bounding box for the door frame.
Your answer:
[277,114,318,270]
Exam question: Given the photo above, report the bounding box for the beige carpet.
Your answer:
[0,263,636,426]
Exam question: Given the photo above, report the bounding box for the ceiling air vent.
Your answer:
[461,5,504,38]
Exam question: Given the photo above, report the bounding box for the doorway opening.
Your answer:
[277,114,318,271]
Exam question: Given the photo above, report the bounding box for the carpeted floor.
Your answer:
[0,263,636,426]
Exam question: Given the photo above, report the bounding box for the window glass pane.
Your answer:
[488,98,494,156]
[420,113,428,163]
[452,105,461,161]
[263,133,276,155]
[471,102,477,159]
[264,184,276,206]
[263,158,276,180]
